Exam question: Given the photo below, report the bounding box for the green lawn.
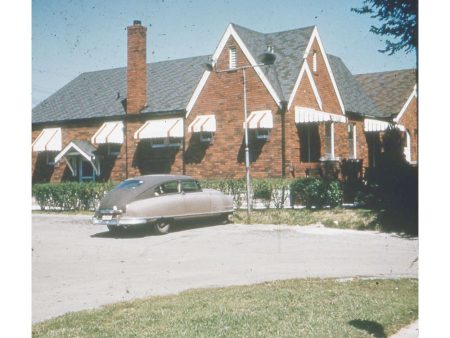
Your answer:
[33,278,417,338]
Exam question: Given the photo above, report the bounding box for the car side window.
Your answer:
[181,180,201,193]
[156,181,179,195]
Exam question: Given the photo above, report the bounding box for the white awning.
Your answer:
[91,121,124,144]
[295,107,347,124]
[243,110,273,129]
[32,128,62,152]
[134,118,184,140]
[188,115,217,133]
[364,119,406,132]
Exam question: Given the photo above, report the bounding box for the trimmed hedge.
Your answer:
[32,177,344,212]
[200,179,246,209]
[32,182,115,211]
[290,177,343,208]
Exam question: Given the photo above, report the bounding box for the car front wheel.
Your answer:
[154,219,170,235]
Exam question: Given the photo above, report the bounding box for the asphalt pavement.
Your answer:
[32,214,418,324]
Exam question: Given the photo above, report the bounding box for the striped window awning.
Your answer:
[134,118,183,140]
[295,107,347,124]
[188,115,217,133]
[243,110,273,129]
[32,128,62,152]
[91,121,124,144]
[364,119,406,132]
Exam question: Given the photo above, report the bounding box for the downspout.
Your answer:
[125,120,129,179]
[280,100,288,177]
[182,110,186,175]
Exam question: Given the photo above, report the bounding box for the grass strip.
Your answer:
[33,278,417,338]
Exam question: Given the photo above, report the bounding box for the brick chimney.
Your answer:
[127,20,147,114]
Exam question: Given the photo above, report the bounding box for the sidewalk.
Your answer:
[390,320,418,338]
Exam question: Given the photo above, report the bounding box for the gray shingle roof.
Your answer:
[33,23,383,124]
[232,23,314,101]
[327,54,380,117]
[354,69,417,117]
[32,55,209,124]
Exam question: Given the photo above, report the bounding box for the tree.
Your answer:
[352,0,417,55]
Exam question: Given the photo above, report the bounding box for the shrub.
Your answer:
[32,182,115,211]
[200,179,245,209]
[290,177,342,208]
[252,179,272,208]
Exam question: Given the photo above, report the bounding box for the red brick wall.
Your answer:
[282,35,361,178]
[398,96,418,163]
[184,36,281,179]
[32,117,186,183]
[127,22,147,114]
[305,39,343,115]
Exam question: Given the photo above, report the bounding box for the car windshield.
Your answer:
[112,179,143,191]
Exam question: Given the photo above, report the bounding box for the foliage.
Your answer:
[361,128,418,234]
[32,278,418,338]
[352,0,417,55]
[290,177,343,208]
[32,182,115,211]
[252,178,292,209]
[233,208,381,231]
[200,179,246,209]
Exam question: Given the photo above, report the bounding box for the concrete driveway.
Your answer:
[32,214,418,323]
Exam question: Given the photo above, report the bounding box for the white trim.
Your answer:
[287,61,323,110]
[295,106,347,124]
[404,129,411,163]
[54,142,100,176]
[348,123,357,159]
[394,85,417,123]
[186,70,211,116]
[302,26,345,115]
[185,23,282,117]
[324,122,335,160]
[55,142,93,164]
[312,51,317,72]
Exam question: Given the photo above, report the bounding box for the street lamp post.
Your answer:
[202,48,276,221]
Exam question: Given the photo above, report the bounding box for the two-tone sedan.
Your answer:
[92,175,234,234]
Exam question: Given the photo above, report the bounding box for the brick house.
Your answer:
[32,21,416,183]
[355,69,418,166]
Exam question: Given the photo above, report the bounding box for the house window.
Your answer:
[150,137,182,148]
[80,159,95,182]
[324,123,335,160]
[200,131,214,143]
[348,123,357,159]
[229,47,237,69]
[299,124,320,162]
[45,152,56,165]
[312,50,317,72]
[255,129,270,140]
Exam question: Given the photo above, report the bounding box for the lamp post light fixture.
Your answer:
[202,47,276,221]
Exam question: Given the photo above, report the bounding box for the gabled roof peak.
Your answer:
[230,22,316,36]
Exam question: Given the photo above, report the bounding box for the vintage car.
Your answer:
[92,175,234,234]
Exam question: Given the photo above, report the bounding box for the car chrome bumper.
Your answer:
[92,216,155,228]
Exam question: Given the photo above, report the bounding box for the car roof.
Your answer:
[129,174,195,187]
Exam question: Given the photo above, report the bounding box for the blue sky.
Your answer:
[32,0,417,107]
